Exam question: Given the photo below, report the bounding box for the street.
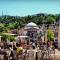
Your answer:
[51,49,60,60]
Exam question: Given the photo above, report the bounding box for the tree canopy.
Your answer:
[47,28,54,41]
[0,13,59,32]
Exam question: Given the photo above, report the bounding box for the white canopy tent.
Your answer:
[2,33,17,36]
[17,36,29,38]
[16,36,29,43]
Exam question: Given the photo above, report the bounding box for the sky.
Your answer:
[0,0,60,16]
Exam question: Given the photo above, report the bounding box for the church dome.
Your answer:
[26,22,37,27]
[24,22,39,30]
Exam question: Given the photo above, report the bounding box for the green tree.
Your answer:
[0,23,5,32]
[8,35,15,42]
[47,28,54,41]
[35,16,45,25]
[24,15,32,23]
[46,16,55,24]
[1,34,8,41]
[7,23,15,29]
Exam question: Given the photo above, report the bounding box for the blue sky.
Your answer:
[0,0,60,16]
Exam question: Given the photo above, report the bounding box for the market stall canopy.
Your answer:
[2,33,17,36]
[16,36,29,42]
[24,22,39,30]
[17,36,29,38]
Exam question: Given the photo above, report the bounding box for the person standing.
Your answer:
[32,43,35,49]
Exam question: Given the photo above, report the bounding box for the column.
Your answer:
[58,21,60,49]
[0,36,1,42]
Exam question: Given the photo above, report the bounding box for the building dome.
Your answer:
[26,22,37,27]
[24,22,39,30]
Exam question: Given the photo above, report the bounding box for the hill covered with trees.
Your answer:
[0,13,59,32]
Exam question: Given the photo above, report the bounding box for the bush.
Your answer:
[1,34,8,41]
[47,28,54,41]
[0,33,15,42]
[8,36,15,42]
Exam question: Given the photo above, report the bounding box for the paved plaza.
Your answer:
[30,49,60,60]
[42,49,60,60]
[51,49,60,60]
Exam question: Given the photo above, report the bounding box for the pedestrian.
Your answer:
[10,50,17,60]
[47,40,51,48]
[32,43,35,49]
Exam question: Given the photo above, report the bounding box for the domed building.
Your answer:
[24,22,39,41]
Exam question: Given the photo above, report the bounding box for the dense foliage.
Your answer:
[1,33,16,42]
[0,14,59,31]
[47,28,54,41]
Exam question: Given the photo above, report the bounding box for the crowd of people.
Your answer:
[0,38,55,60]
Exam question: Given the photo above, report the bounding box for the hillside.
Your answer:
[0,13,59,31]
